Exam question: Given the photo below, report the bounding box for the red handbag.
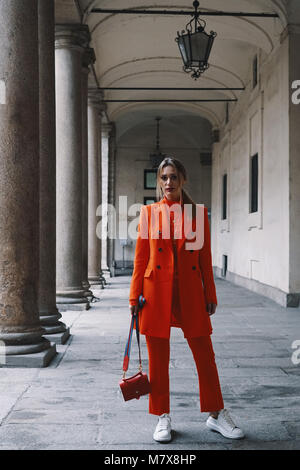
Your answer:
[119,298,151,401]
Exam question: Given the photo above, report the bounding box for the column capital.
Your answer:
[82,47,96,71]
[102,122,116,137]
[55,24,91,51]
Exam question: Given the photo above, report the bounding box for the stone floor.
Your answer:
[0,276,300,450]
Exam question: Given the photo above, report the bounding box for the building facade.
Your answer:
[0,0,299,365]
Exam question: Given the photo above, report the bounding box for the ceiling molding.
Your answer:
[97,58,245,91]
[74,0,83,21]
[103,71,240,101]
[84,1,286,27]
[88,5,278,53]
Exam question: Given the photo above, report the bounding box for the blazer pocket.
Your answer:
[144,267,153,278]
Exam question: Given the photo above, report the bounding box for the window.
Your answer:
[144,196,156,205]
[253,55,258,89]
[222,255,228,277]
[250,154,258,213]
[144,169,157,189]
[222,173,227,220]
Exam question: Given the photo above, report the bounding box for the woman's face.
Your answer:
[160,165,183,201]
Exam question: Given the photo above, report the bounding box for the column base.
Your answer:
[88,273,106,288]
[101,269,111,281]
[39,321,68,334]
[82,280,93,299]
[0,329,53,356]
[56,290,90,310]
[44,327,70,345]
[100,270,107,287]
[40,315,67,336]
[57,302,90,311]
[84,290,93,299]
[39,307,69,336]
[88,276,101,285]
[39,313,70,344]
[0,343,56,368]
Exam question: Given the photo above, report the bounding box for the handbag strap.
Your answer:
[122,313,142,378]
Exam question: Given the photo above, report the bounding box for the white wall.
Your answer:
[211,36,291,305]
[289,29,300,295]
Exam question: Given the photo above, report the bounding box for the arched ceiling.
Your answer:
[55,0,289,135]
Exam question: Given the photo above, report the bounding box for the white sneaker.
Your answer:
[153,413,172,442]
[206,409,245,439]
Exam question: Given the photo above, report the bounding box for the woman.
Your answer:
[129,157,244,443]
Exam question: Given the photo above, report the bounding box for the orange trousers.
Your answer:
[146,334,224,415]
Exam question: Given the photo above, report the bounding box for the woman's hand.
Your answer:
[206,303,217,316]
[130,305,139,316]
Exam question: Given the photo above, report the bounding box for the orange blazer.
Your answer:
[129,198,218,338]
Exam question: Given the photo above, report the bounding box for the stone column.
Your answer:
[88,90,106,287]
[97,107,107,287]
[38,0,69,344]
[0,0,56,366]
[107,123,117,276]
[101,124,112,279]
[55,24,90,310]
[81,48,95,300]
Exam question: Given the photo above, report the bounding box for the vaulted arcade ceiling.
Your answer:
[55,1,291,138]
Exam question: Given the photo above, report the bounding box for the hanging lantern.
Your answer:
[175,0,217,80]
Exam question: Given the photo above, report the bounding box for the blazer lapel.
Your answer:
[155,199,204,252]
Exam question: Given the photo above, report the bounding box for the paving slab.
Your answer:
[0,424,99,450]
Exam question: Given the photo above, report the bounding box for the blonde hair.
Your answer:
[156,157,197,216]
